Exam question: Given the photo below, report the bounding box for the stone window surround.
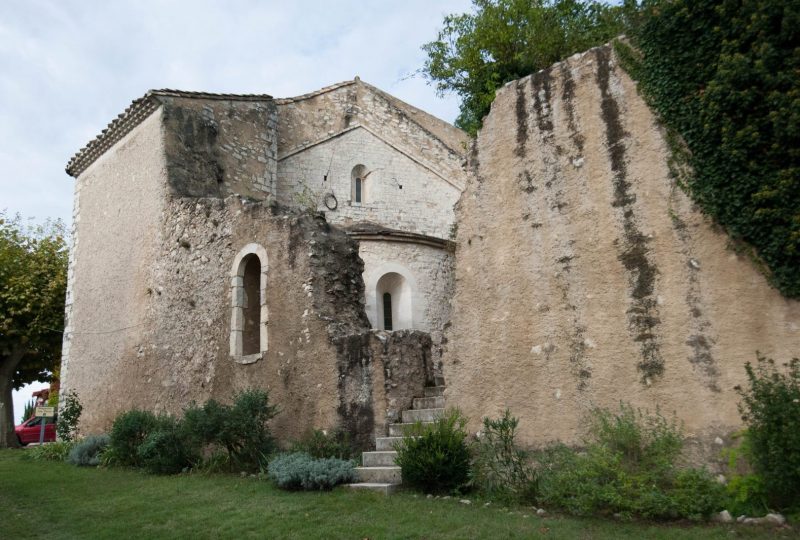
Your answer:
[230,243,269,364]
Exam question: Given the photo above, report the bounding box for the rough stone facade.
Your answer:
[442,45,800,462]
[62,84,461,447]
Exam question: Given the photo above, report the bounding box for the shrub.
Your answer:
[108,409,166,467]
[67,434,110,467]
[395,408,470,494]
[56,390,82,442]
[23,440,74,462]
[268,452,356,490]
[470,409,536,503]
[536,403,724,520]
[291,428,353,460]
[182,389,278,471]
[137,420,197,475]
[736,354,800,509]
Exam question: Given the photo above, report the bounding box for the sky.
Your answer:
[1,0,472,423]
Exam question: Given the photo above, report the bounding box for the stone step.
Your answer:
[362,451,398,467]
[388,422,432,437]
[423,386,445,397]
[413,396,445,410]
[355,466,401,484]
[346,482,399,495]
[402,408,444,423]
[375,436,405,451]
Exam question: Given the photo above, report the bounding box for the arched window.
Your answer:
[382,292,393,331]
[351,164,367,204]
[230,243,268,363]
[376,272,412,330]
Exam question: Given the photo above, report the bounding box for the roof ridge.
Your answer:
[274,79,357,104]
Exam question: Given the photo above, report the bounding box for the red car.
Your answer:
[15,416,57,445]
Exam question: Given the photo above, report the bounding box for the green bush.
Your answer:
[108,409,167,467]
[67,434,109,467]
[395,408,471,494]
[182,389,278,471]
[290,428,353,460]
[56,390,82,442]
[137,421,197,475]
[536,403,724,520]
[267,452,356,491]
[736,354,800,510]
[470,409,537,503]
[23,440,74,462]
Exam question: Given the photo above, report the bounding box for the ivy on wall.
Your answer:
[619,0,800,297]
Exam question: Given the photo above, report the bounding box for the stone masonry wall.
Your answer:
[60,109,169,424]
[443,45,800,463]
[160,96,277,199]
[278,128,461,239]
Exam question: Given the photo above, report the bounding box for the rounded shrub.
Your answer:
[395,408,471,494]
[67,434,110,467]
[268,452,356,490]
[137,424,197,475]
[108,409,166,467]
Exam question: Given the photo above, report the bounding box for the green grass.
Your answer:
[0,449,790,539]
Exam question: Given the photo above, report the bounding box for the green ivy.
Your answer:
[621,0,800,297]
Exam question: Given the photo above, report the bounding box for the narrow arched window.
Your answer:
[242,255,260,355]
[351,164,367,204]
[383,292,393,331]
[230,243,268,363]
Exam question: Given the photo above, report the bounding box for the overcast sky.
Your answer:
[1,0,472,422]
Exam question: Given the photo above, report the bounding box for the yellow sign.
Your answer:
[35,406,55,418]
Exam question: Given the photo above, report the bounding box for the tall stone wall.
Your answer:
[443,45,800,458]
[60,109,168,418]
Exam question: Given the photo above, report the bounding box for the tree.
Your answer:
[0,212,68,447]
[421,0,636,134]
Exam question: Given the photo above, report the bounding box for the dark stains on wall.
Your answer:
[670,205,720,391]
[595,46,664,383]
[335,333,376,451]
[515,79,529,158]
[334,330,432,451]
[560,63,585,154]
[162,103,224,198]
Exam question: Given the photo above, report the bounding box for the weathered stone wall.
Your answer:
[335,330,433,449]
[278,128,462,239]
[60,109,169,425]
[443,45,800,460]
[276,79,468,187]
[160,96,277,199]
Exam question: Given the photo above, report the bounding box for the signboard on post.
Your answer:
[35,406,55,444]
[35,406,55,418]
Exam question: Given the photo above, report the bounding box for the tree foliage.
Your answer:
[619,0,800,297]
[0,212,68,446]
[421,0,634,134]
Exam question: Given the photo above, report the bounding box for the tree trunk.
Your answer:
[0,348,24,448]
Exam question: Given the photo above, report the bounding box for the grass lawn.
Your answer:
[0,449,792,539]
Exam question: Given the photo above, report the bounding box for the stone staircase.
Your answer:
[348,385,445,494]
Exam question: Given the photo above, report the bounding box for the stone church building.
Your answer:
[62,46,799,467]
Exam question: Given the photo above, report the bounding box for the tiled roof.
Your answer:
[65,89,273,178]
